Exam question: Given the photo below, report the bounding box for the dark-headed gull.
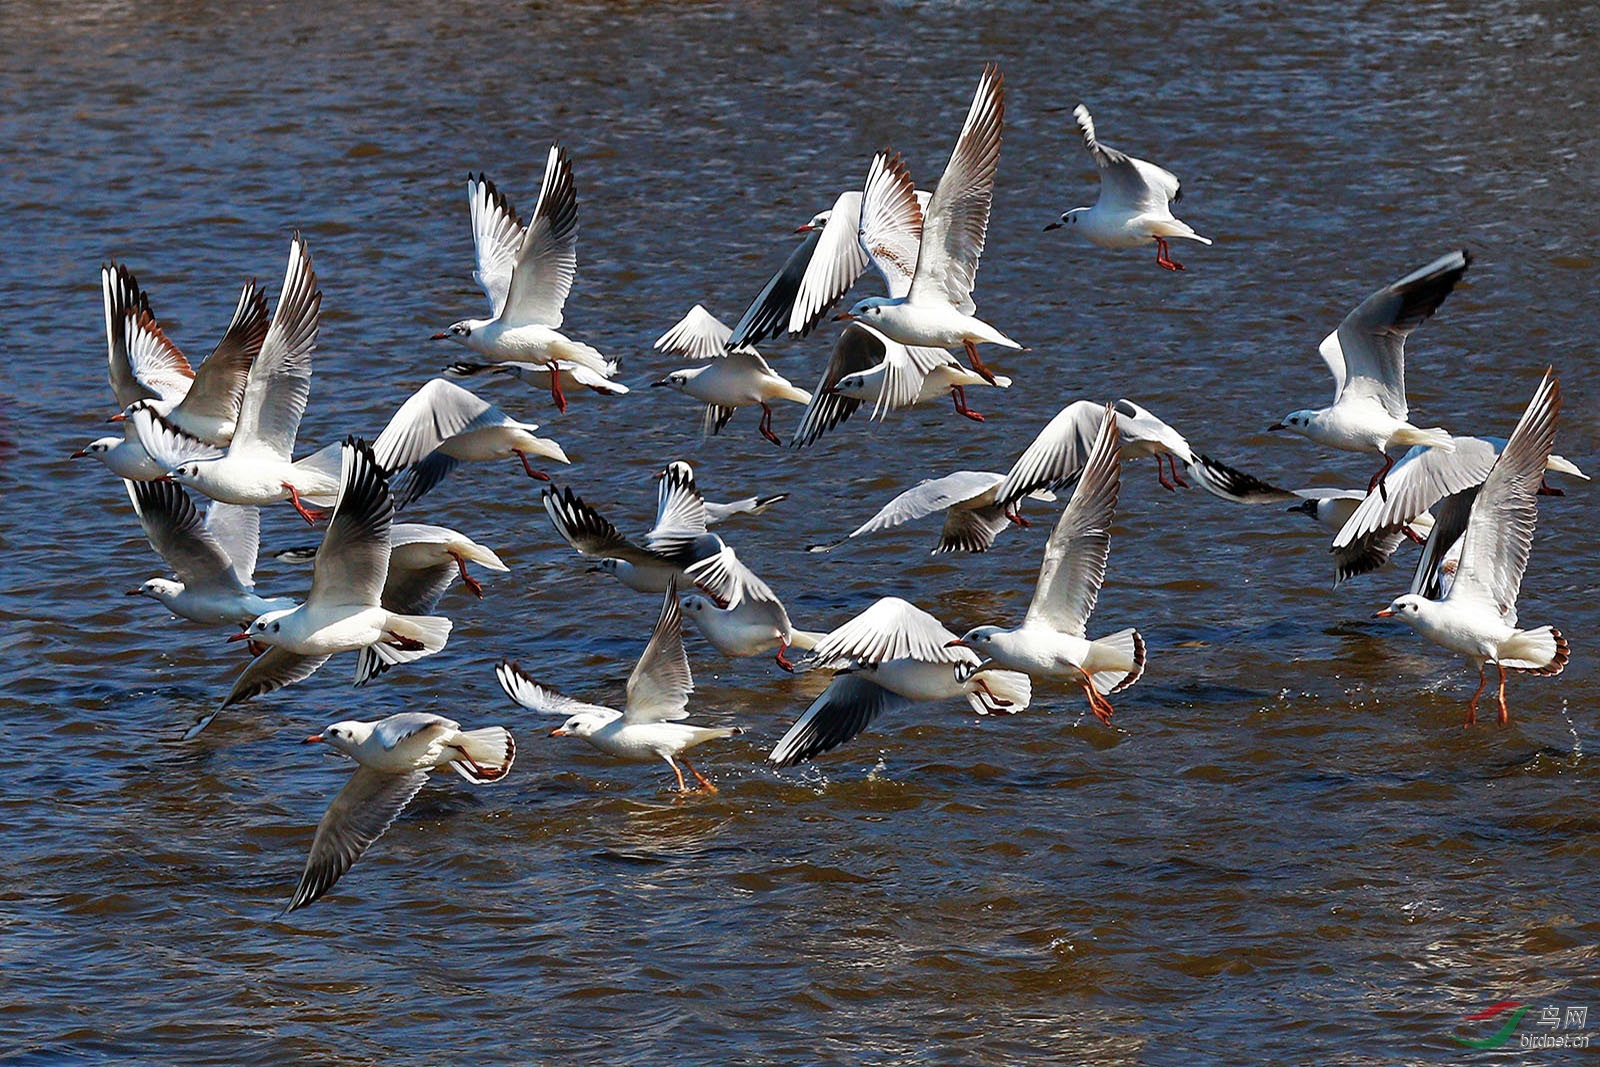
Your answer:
[1268,251,1468,495]
[1285,487,1435,586]
[1375,371,1570,726]
[952,405,1145,724]
[652,305,811,445]
[496,582,742,793]
[1046,104,1211,271]
[432,149,614,412]
[679,542,821,666]
[443,358,629,404]
[285,712,514,913]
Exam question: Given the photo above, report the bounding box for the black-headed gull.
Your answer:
[277,522,508,599]
[496,582,742,793]
[210,439,453,729]
[679,542,821,666]
[1285,487,1435,586]
[124,479,294,627]
[952,405,1145,724]
[769,597,1032,767]
[808,470,1046,556]
[652,305,811,446]
[1045,104,1211,271]
[443,358,629,404]
[286,712,514,913]
[372,378,569,509]
[1375,372,1570,726]
[1268,251,1468,495]
[838,67,1018,386]
[432,150,615,412]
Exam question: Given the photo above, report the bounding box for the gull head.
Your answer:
[838,295,896,325]
[831,369,876,400]
[651,369,695,392]
[432,320,477,344]
[1287,498,1321,520]
[167,460,213,490]
[680,594,714,621]
[130,577,184,605]
[1374,594,1427,625]
[587,559,626,582]
[1268,411,1316,436]
[304,720,372,757]
[238,606,298,645]
[796,208,831,234]
[1044,208,1087,232]
[72,437,117,460]
[550,712,605,739]
[952,625,1005,649]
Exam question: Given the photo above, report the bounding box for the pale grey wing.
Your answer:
[907,64,1003,314]
[221,647,332,709]
[128,405,224,471]
[701,404,738,438]
[623,582,694,724]
[655,304,733,360]
[171,279,269,437]
[858,152,924,299]
[1332,438,1499,548]
[936,505,1011,554]
[1446,371,1559,620]
[683,544,785,625]
[120,293,195,405]
[810,471,1004,552]
[993,400,1106,512]
[541,486,662,567]
[125,478,245,593]
[391,453,461,511]
[804,596,964,670]
[704,493,786,524]
[500,144,578,329]
[231,234,319,461]
[730,227,824,348]
[205,501,262,587]
[495,660,615,718]
[1075,104,1178,213]
[647,461,709,556]
[103,261,163,409]
[1112,399,1192,461]
[789,322,881,449]
[1331,249,1470,418]
[307,439,393,611]
[284,767,430,914]
[468,173,525,318]
[768,675,913,767]
[789,190,870,333]
[1185,453,1297,505]
[1408,487,1477,599]
[859,322,946,420]
[371,712,459,749]
[381,559,454,615]
[1026,404,1120,635]
[372,378,496,473]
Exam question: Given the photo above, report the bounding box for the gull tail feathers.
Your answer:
[357,615,453,685]
[454,542,509,572]
[786,630,826,653]
[963,669,1032,716]
[1389,426,1455,451]
[446,727,516,784]
[683,725,743,748]
[1500,627,1569,675]
[1090,628,1146,695]
[1547,453,1588,480]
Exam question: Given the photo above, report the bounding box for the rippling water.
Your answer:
[3,1,1597,1062]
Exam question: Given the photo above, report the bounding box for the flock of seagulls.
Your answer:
[80,65,1584,913]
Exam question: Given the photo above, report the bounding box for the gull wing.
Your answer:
[730,226,823,348]
[858,321,951,421]
[496,661,616,719]
[808,470,1004,552]
[655,304,734,360]
[803,596,965,669]
[220,647,333,711]
[230,234,320,462]
[1408,487,1477,600]
[858,152,924,299]
[306,439,393,611]
[1074,104,1180,214]
[647,461,710,557]
[993,400,1106,512]
[907,65,1003,315]
[103,262,168,409]
[683,544,787,631]
[372,378,497,474]
[541,486,662,567]
[1025,404,1120,636]
[499,145,579,329]
[205,501,263,588]
[371,712,459,750]
[169,279,269,438]
[1332,437,1499,548]
[125,478,247,594]
[1324,249,1470,417]
[790,322,881,449]
[127,405,223,471]
[468,173,526,318]
[623,582,695,724]
[789,190,871,335]
[768,675,912,768]
[936,505,1012,555]
[284,766,430,913]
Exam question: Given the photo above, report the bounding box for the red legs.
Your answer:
[761,404,787,447]
[951,385,986,422]
[282,482,325,525]
[1367,452,1396,501]
[1154,236,1185,271]
[1537,477,1564,497]
[1402,525,1428,545]
[515,450,550,481]
[666,758,688,793]
[961,339,1000,385]
[774,641,795,672]
[1166,454,1190,488]
[452,552,484,599]
[1155,455,1176,491]
[974,677,1013,710]
[1464,664,1488,727]
[1004,507,1031,528]
[547,362,568,413]
[453,746,502,781]
[1080,680,1115,725]
[679,755,717,793]
[385,631,426,652]
[1494,662,1510,727]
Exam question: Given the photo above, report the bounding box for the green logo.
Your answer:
[1453,1001,1530,1049]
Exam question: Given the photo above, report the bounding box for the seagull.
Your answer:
[123,479,294,627]
[1268,250,1468,496]
[443,358,629,404]
[679,542,822,666]
[206,438,453,733]
[432,149,615,412]
[704,491,788,525]
[286,712,514,913]
[1285,487,1436,586]
[1375,371,1570,726]
[769,597,1033,766]
[154,235,342,525]
[496,582,742,793]
[651,305,811,446]
[72,416,219,481]
[277,522,508,599]
[837,66,1018,386]
[371,378,569,508]
[952,404,1145,724]
[1045,104,1212,271]
[807,470,1050,556]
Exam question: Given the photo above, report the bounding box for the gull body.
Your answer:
[652,305,810,444]
[678,536,822,665]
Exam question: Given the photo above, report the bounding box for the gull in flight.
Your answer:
[496,582,742,793]
[432,148,617,412]
[151,234,342,525]
[1268,250,1468,496]
[808,470,1052,556]
[372,378,569,508]
[679,541,822,667]
[1046,104,1212,271]
[951,404,1145,724]
[277,522,508,600]
[124,479,294,627]
[206,438,453,734]
[769,597,1032,767]
[442,358,628,405]
[1285,487,1436,586]
[651,305,811,445]
[838,66,1019,386]
[1375,371,1570,726]
[286,712,514,913]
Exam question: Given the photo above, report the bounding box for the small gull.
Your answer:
[1045,104,1212,271]
[1375,371,1570,726]
[285,712,514,913]
[443,358,629,404]
[651,304,811,445]
[277,522,508,601]
[496,581,742,793]
[679,539,822,666]
[808,470,1052,556]
[1285,487,1435,586]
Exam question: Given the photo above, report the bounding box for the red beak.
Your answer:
[226,631,252,642]
[833,312,855,322]
[795,224,816,233]
[1373,609,1395,618]
[70,448,90,459]
[548,727,568,738]
[945,639,969,649]
[108,412,127,423]
[303,734,323,744]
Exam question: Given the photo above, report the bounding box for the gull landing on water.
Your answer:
[1046,104,1211,271]
[651,304,811,446]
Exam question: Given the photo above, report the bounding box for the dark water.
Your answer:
[3,1,1597,1062]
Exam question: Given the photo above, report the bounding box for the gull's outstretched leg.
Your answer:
[962,339,999,385]
[516,450,550,481]
[282,483,325,525]
[452,552,484,598]
[1154,236,1184,271]
[1464,664,1488,727]
[951,386,985,422]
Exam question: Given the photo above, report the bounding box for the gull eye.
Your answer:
[271,622,281,632]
